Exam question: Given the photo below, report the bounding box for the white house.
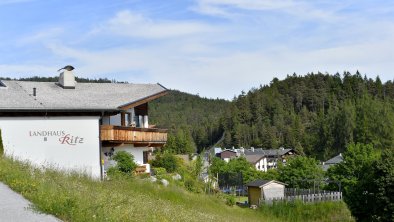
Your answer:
[244,154,268,172]
[242,147,297,172]
[0,68,168,179]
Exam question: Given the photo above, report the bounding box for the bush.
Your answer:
[151,152,178,173]
[112,151,137,174]
[152,167,167,176]
[184,177,198,192]
[225,195,236,206]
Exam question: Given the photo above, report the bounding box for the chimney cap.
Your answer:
[58,65,75,72]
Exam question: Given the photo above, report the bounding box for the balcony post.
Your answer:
[121,112,126,126]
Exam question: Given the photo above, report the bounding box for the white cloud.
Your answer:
[193,0,341,21]
[39,32,394,100]
[0,64,56,76]
[18,28,64,45]
[91,10,214,39]
[3,3,394,100]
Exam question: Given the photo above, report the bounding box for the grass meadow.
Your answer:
[0,157,354,222]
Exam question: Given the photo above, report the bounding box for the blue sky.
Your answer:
[1,0,394,99]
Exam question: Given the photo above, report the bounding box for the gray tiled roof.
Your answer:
[244,148,295,156]
[0,80,167,111]
[244,154,265,164]
[325,153,343,165]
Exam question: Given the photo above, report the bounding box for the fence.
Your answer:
[263,188,342,204]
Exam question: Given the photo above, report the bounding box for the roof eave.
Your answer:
[0,108,118,112]
[118,88,169,110]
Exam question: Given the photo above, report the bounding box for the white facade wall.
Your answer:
[0,116,101,178]
[254,158,268,172]
[102,145,151,173]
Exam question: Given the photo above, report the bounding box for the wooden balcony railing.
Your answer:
[100,125,167,146]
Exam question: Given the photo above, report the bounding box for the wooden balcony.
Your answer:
[100,125,167,147]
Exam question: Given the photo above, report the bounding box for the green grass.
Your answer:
[260,201,354,222]
[0,157,354,222]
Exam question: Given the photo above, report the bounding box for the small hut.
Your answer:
[246,180,287,206]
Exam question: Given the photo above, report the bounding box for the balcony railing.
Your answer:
[100,125,167,146]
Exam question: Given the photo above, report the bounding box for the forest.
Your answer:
[221,71,394,159]
[151,71,394,160]
[149,90,230,153]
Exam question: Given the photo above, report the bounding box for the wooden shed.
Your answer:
[246,180,287,206]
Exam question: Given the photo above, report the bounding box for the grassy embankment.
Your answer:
[0,157,353,222]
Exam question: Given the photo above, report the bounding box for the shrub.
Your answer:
[184,177,197,192]
[153,167,167,176]
[151,152,178,173]
[111,151,137,174]
[225,195,236,206]
[0,129,3,156]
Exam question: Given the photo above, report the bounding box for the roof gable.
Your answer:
[325,153,343,165]
[244,154,265,164]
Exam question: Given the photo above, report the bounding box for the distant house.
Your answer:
[322,153,343,171]
[216,149,237,162]
[213,147,223,155]
[242,147,297,172]
[246,180,287,206]
[244,154,267,171]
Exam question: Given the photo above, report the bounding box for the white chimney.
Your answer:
[58,70,76,89]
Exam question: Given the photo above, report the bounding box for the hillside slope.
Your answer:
[150,90,230,153]
[0,157,353,222]
[221,72,394,159]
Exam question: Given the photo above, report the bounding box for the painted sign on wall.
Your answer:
[29,130,84,145]
[0,116,101,178]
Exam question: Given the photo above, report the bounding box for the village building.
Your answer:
[321,153,343,171]
[212,147,297,171]
[0,68,168,179]
[216,149,237,162]
[244,154,267,171]
[241,147,297,172]
[246,180,287,206]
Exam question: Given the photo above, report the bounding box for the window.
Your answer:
[143,151,149,164]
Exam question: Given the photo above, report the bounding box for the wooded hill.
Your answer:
[221,72,394,159]
[149,90,230,153]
